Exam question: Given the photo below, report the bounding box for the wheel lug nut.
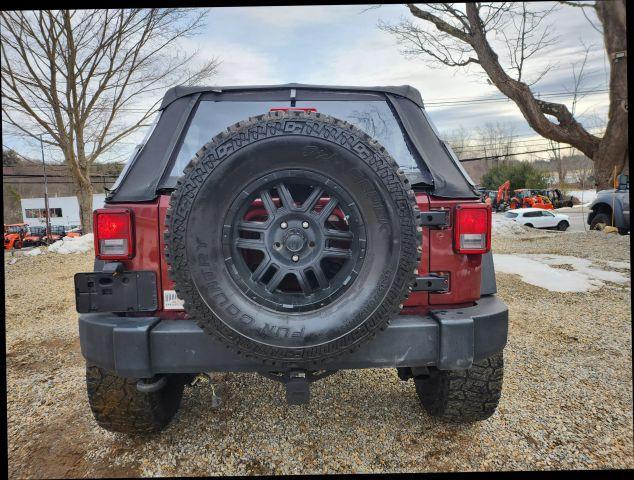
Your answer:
[280,222,288,229]
[291,254,299,262]
[302,221,309,228]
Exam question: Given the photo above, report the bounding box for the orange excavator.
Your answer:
[495,180,511,211]
[483,180,511,212]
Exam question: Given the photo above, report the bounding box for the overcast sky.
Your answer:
[4,3,609,164]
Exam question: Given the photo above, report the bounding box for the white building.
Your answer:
[20,194,106,227]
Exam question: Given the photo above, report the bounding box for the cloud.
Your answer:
[234,5,361,26]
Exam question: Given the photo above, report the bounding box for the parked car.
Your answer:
[587,174,630,234]
[504,208,570,230]
[75,83,508,434]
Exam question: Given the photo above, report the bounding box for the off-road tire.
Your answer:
[165,110,421,367]
[86,366,185,434]
[557,220,569,231]
[414,352,504,423]
[590,212,611,230]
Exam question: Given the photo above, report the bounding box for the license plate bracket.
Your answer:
[74,271,157,313]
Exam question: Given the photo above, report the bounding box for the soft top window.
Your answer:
[169,101,281,179]
[165,99,433,186]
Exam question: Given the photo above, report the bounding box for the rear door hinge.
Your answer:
[412,274,449,292]
[419,209,448,228]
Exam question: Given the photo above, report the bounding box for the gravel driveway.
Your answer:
[6,230,633,477]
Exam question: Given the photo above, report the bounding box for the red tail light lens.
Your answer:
[94,209,134,260]
[454,204,491,254]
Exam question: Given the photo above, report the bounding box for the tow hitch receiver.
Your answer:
[286,371,310,405]
[261,370,338,405]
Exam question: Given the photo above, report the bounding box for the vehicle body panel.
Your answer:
[588,187,630,231]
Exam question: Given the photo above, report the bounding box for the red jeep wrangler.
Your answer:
[76,84,507,434]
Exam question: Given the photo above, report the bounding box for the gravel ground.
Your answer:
[6,231,633,477]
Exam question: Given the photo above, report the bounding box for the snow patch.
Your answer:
[493,253,630,292]
[25,248,43,256]
[605,260,631,270]
[568,189,597,207]
[47,233,94,254]
[492,215,529,236]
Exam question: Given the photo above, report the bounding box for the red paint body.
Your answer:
[104,193,487,319]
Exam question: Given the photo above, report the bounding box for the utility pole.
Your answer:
[40,134,51,245]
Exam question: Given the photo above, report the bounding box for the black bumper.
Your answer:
[78,295,508,378]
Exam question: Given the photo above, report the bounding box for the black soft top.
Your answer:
[159,83,425,110]
[108,84,478,202]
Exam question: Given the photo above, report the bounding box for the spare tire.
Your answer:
[165,110,421,367]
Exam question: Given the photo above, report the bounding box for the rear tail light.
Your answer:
[454,204,491,254]
[94,208,134,260]
[270,107,317,113]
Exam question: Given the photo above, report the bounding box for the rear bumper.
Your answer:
[78,295,508,378]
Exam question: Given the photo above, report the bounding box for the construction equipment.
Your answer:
[535,189,574,208]
[4,223,29,250]
[23,225,46,247]
[493,181,511,212]
[64,226,83,238]
[509,189,554,210]
[41,225,66,244]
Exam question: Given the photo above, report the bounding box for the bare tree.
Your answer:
[443,126,488,183]
[380,2,627,189]
[442,126,472,159]
[546,139,564,186]
[473,121,517,167]
[1,9,220,231]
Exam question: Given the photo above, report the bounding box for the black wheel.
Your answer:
[557,220,569,231]
[524,223,534,228]
[165,110,421,367]
[618,227,629,235]
[590,212,611,230]
[414,352,504,423]
[86,366,186,434]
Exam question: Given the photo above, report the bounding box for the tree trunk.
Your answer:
[593,0,628,190]
[76,180,94,233]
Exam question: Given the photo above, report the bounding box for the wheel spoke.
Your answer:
[251,257,272,283]
[238,220,268,232]
[235,237,265,251]
[301,187,323,212]
[296,270,314,293]
[323,247,352,259]
[324,228,353,240]
[310,265,329,289]
[319,197,338,220]
[277,183,298,211]
[265,268,287,292]
[260,190,277,215]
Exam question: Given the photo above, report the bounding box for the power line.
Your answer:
[1,180,115,185]
[3,173,119,178]
[452,139,572,152]
[458,146,574,162]
[425,88,609,107]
